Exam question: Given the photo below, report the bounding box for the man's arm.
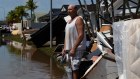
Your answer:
[61,36,66,55]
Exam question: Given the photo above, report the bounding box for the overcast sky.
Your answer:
[0,0,95,20]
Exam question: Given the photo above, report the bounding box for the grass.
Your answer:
[3,33,57,56]
[38,46,56,56]
[3,34,23,42]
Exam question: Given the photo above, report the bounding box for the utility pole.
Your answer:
[50,0,52,48]
[31,0,33,21]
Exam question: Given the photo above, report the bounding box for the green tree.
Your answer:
[6,6,29,30]
[25,0,37,22]
[6,10,19,23]
[15,6,29,30]
[15,6,28,20]
[6,6,28,23]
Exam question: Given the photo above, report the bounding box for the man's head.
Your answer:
[67,4,78,17]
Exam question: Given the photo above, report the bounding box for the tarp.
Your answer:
[30,16,66,47]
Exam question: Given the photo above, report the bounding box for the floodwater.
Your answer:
[0,38,67,79]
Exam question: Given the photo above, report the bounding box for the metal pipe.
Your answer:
[122,0,126,19]
[136,0,140,15]
[91,0,94,5]
[111,0,114,22]
[96,0,100,31]
[104,0,111,23]
[78,0,94,39]
[126,0,133,18]
[83,0,88,10]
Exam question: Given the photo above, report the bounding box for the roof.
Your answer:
[38,4,96,22]
[35,12,46,18]
[61,4,96,12]
[61,5,69,11]
[51,8,62,15]
[38,8,62,22]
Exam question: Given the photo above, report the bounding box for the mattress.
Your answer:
[113,19,140,79]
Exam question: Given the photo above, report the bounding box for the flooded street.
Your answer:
[0,39,67,79]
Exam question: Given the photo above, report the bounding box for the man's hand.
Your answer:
[70,48,76,57]
[61,49,66,56]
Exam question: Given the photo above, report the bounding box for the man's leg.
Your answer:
[64,66,73,79]
[73,70,79,79]
[71,50,83,79]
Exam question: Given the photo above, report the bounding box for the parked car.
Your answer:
[0,25,11,33]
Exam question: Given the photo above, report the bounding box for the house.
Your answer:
[38,4,96,23]
[34,12,46,23]
[38,8,62,22]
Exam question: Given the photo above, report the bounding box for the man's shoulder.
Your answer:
[77,16,83,19]
[76,16,84,22]
[76,16,84,23]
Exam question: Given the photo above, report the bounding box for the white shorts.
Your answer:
[66,50,84,71]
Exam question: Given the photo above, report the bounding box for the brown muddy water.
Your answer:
[0,39,68,79]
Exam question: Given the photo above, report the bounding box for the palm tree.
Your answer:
[15,6,28,19]
[25,0,37,22]
[6,6,28,24]
[6,10,19,23]
[15,6,29,30]
[6,6,29,30]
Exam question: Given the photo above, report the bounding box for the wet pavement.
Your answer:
[0,39,67,79]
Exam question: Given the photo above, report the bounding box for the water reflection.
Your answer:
[0,39,67,79]
[0,38,7,46]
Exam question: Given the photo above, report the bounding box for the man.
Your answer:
[61,4,86,79]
